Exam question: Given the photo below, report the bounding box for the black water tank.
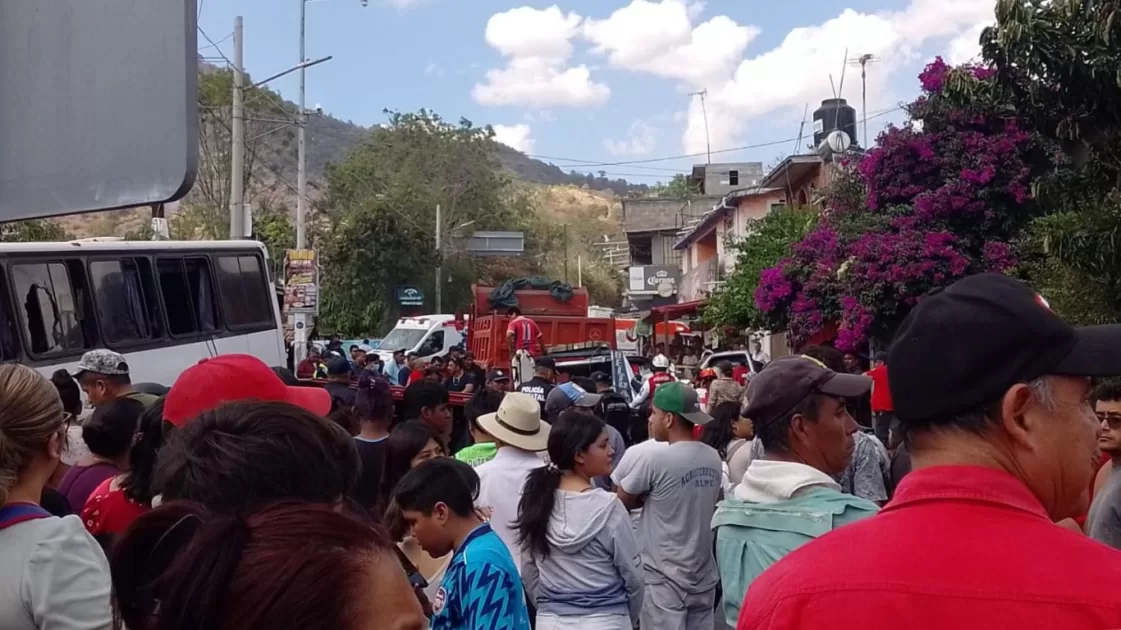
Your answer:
[813,98,857,147]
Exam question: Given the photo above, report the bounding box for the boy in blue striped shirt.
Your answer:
[395,458,531,630]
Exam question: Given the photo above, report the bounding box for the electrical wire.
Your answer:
[524,106,905,169]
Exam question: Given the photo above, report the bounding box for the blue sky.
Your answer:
[197,0,994,184]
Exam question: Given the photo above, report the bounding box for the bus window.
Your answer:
[11,262,92,356]
[89,258,162,344]
[0,273,20,361]
[215,254,272,328]
[157,257,220,336]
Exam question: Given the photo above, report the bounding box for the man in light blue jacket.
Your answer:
[713,356,880,626]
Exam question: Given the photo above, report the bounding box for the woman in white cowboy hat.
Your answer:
[475,393,551,577]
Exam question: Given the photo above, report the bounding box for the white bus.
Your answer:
[0,239,285,386]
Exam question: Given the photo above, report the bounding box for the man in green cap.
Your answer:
[613,381,722,630]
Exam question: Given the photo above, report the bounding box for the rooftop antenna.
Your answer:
[688,89,711,164]
[795,103,809,153]
[832,47,849,138]
[849,53,880,148]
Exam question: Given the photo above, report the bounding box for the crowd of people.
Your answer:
[7,273,1121,629]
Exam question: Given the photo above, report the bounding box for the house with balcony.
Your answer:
[672,154,830,303]
[673,186,787,302]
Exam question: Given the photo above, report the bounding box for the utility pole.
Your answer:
[296,0,308,250]
[689,89,711,164]
[850,54,878,148]
[292,0,310,367]
[435,204,442,313]
[563,224,569,284]
[229,16,245,239]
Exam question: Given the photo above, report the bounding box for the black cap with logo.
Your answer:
[888,273,1121,423]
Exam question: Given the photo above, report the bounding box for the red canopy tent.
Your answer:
[643,299,707,355]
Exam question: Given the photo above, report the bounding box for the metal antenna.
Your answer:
[688,89,711,164]
[849,53,879,148]
[796,103,809,153]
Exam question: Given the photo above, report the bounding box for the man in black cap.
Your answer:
[738,274,1121,630]
[324,356,356,410]
[517,357,556,411]
[486,368,512,393]
[712,355,879,626]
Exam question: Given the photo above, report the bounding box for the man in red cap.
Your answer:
[163,354,332,428]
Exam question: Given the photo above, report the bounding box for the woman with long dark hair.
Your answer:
[81,398,167,549]
[49,369,86,490]
[515,409,642,629]
[110,501,426,630]
[701,401,753,493]
[377,420,449,608]
[378,421,445,514]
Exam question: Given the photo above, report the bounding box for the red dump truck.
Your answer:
[466,284,616,369]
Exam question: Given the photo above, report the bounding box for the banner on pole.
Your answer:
[283,249,319,315]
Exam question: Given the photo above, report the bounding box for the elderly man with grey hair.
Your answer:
[737,273,1121,630]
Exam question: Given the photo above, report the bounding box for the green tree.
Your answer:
[317,110,540,335]
[982,0,1121,322]
[704,205,818,330]
[648,174,699,198]
[0,219,69,242]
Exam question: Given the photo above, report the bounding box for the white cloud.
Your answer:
[492,123,536,153]
[604,120,657,156]
[679,0,996,153]
[946,22,989,65]
[424,62,446,78]
[583,0,758,87]
[523,110,556,123]
[473,6,610,108]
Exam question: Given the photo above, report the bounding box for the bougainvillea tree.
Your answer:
[754,58,1042,350]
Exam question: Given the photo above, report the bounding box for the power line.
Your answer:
[198,31,232,52]
[524,106,905,169]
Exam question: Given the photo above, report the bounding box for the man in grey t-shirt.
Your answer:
[613,382,721,630]
[1088,382,1121,548]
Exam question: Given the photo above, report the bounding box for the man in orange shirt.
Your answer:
[864,352,894,445]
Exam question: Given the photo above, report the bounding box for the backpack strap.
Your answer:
[0,503,51,530]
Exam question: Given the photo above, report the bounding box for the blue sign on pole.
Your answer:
[396,286,425,307]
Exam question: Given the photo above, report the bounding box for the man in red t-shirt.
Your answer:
[864,352,894,445]
[506,306,545,357]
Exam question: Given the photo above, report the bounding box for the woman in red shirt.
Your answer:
[82,398,165,548]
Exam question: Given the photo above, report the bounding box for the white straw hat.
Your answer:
[477,392,551,452]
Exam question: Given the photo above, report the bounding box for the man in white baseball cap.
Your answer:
[631,353,678,410]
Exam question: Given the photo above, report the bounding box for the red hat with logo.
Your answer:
[164,354,333,427]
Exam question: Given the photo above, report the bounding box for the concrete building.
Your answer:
[673,154,829,303]
[619,162,763,309]
[687,162,764,197]
[674,187,787,302]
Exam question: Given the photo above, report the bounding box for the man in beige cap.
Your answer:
[475,392,551,576]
